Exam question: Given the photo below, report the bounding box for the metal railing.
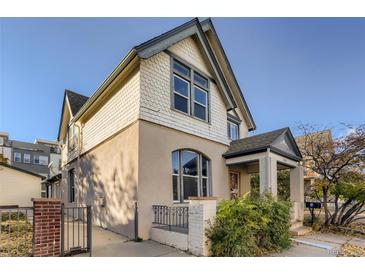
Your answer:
[61,205,92,256]
[152,205,189,233]
[0,206,33,257]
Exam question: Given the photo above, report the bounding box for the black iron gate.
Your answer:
[61,205,92,256]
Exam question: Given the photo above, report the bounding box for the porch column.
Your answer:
[290,165,304,222]
[259,156,277,197]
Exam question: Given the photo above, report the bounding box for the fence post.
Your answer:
[188,197,217,256]
[32,198,62,257]
[60,205,64,256]
[87,205,92,256]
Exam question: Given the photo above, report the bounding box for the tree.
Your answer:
[298,123,365,226]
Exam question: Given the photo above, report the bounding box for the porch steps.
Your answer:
[290,226,313,236]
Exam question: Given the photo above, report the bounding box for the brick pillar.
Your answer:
[188,197,217,256]
[32,198,62,257]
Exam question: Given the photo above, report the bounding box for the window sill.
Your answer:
[170,107,211,125]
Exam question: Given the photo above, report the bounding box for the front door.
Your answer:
[229,171,240,199]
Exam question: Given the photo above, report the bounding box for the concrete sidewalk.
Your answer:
[79,226,193,257]
[275,232,365,257]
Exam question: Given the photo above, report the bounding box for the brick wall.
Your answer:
[32,198,61,257]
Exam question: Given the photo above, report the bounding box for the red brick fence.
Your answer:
[32,198,62,257]
[0,198,91,257]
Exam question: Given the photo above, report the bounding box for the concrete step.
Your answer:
[290,226,313,236]
[290,221,303,230]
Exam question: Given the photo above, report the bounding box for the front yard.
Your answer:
[0,212,33,257]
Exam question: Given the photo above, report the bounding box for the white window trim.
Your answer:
[14,152,21,162]
[228,121,239,140]
[23,153,31,164]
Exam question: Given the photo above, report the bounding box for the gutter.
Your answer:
[71,49,138,123]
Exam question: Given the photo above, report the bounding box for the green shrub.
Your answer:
[206,194,292,256]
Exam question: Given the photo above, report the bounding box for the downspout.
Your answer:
[74,122,83,207]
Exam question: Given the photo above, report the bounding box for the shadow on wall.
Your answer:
[76,152,137,238]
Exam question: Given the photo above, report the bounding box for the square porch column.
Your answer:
[259,156,277,197]
[290,165,304,222]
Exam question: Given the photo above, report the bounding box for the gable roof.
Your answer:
[57,89,89,140]
[65,89,89,116]
[200,18,256,131]
[223,127,302,161]
[59,18,256,136]
[0,162,45,179]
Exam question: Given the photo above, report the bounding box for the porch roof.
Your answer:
[223,127,302,161]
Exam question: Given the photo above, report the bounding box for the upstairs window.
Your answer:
[23,153,31,164]
[14,152,21,162]
[227,121,239,140]
[172,58,209,122]
[68,169,75,203]
[33,155,48,165]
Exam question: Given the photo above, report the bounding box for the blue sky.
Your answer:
[0,18,364,142]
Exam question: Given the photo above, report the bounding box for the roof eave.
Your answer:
[200,18,256,131]
[71,48,138,123]
[135,17,236,110]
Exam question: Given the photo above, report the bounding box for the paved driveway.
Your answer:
[85,226,193,257]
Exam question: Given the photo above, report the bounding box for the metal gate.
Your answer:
[61,205,92,256]
[0,206,33,257]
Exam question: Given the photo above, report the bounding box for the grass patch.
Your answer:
[338,243,365,257]
[0,213,33,257]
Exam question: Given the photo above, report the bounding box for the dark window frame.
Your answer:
[227,120,239,140]
[170,56,210,123]
[172,149,211,203]
[68,168,75,203]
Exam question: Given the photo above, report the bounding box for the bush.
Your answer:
[206,194,292,256]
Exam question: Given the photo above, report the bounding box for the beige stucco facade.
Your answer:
[0,165,42,207]
[59,119,230,239]
[61,121,139,238]
[57,21,304,242]
[138,119,230,239]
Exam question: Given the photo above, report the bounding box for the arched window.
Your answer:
[172,150,210,203]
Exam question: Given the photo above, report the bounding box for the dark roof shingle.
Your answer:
[65,89,89,116]
[224,128,289,158]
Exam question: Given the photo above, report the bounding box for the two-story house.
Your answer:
[57,18,305,240]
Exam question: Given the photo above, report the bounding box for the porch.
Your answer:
[223,127,305,226]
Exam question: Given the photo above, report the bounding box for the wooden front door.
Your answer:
[229,171,240,199]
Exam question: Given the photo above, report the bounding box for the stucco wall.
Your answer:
[139,37,234,145]
[0,166,42,207]
[137,119,229,239]
[60,122,139,238]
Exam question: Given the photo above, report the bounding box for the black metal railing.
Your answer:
[152,205,189,233]
[61,205,92,256]
[0,206,33,257]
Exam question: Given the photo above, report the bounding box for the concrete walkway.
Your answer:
[82,226,193,257]
[275,232,365,257]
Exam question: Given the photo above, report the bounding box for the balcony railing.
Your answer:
[152,205,189,234]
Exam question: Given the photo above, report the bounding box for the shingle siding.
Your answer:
[82,69,140,152]
[139,37,230,145]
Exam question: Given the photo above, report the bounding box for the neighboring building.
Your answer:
[56,18,304,240]
[0,132,61,177]
[0,132,61,197]
[0,132,12,164]
[295,129,332,194]
[0,162,43,207]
